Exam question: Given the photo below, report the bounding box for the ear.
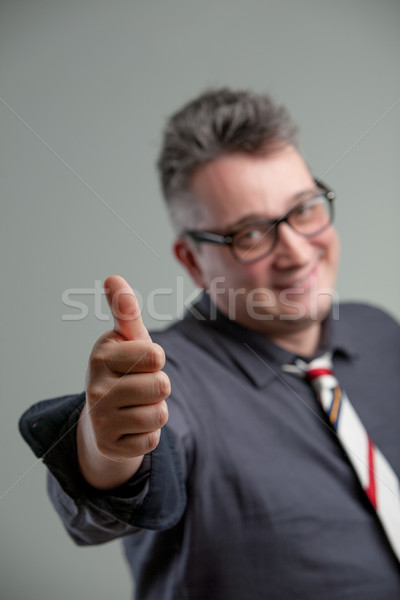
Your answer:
[173,237,207,288]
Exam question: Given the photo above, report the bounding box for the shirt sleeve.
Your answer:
[18,393,187,546]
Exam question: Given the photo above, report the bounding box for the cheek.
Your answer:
[198,248,242,287]
[226,262,275,293]
[314,227,340,265]
[326,229,340,267]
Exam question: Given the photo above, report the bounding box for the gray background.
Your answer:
[1,1,399,598]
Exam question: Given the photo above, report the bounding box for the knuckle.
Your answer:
[153,401,169,429]
[90,405,104,424]
[144,430,161,453]
[96,436,111,455]
[154,371,171,398]
[160,400,169,425]
[86,383,107,405]
[114,430,162,458]
[89,349,108,372]
[90,407,111,432]
[147,343,165,370]
[93,426,119,456]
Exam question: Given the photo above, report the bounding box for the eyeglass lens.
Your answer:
[233,194,331,262]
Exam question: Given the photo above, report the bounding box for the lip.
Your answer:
[272,266,317,292]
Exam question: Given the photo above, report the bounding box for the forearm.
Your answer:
[47,466,149,545]
[49,424,187,543]
[20,392,187,542]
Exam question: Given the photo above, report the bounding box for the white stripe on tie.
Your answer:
[283,352,400,562]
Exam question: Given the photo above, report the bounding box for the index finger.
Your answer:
[104,275,151,342]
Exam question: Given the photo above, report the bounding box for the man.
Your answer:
[20,89,400,598]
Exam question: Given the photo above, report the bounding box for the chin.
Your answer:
[280,283,336,319]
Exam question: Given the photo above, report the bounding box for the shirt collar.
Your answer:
[318,306,359,361]
[185,292,357,388]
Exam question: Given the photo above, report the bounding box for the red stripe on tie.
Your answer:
[307,368,333,381]
[366,439,377,510]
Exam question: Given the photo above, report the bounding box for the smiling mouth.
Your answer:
[273,267,317,291]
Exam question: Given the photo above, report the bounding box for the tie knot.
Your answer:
[305,356,337,398]
[306,366,333,381]
[282,352,334,379]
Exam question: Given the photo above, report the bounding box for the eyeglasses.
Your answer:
[184,180,335,264]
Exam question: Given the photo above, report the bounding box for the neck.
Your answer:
[207,293,326,357]
[267,320,322,357]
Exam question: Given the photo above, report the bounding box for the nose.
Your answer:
[272,222,313,269]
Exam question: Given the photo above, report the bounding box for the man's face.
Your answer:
[177,145,340,340]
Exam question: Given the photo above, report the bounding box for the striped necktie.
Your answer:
[283,352,400,562]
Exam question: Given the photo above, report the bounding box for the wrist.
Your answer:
[76,407,143,490]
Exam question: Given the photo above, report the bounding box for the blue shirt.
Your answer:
[19,296,400,599]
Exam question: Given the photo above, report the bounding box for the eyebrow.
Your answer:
[223,186,318,232]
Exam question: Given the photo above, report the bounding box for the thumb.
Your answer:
[104,275,151,342]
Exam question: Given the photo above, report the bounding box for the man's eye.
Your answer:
[295,197,320,216]
[296,202,312,215]
[243,229,263,240]
[236,227,267,249]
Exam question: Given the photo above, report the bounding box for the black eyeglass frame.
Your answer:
[183,179,335,264]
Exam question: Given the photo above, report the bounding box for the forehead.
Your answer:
[189,145,315,228]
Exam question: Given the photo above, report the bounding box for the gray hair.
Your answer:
[157,88,298,233]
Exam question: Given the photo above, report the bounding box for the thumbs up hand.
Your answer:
[77,276,170,490]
